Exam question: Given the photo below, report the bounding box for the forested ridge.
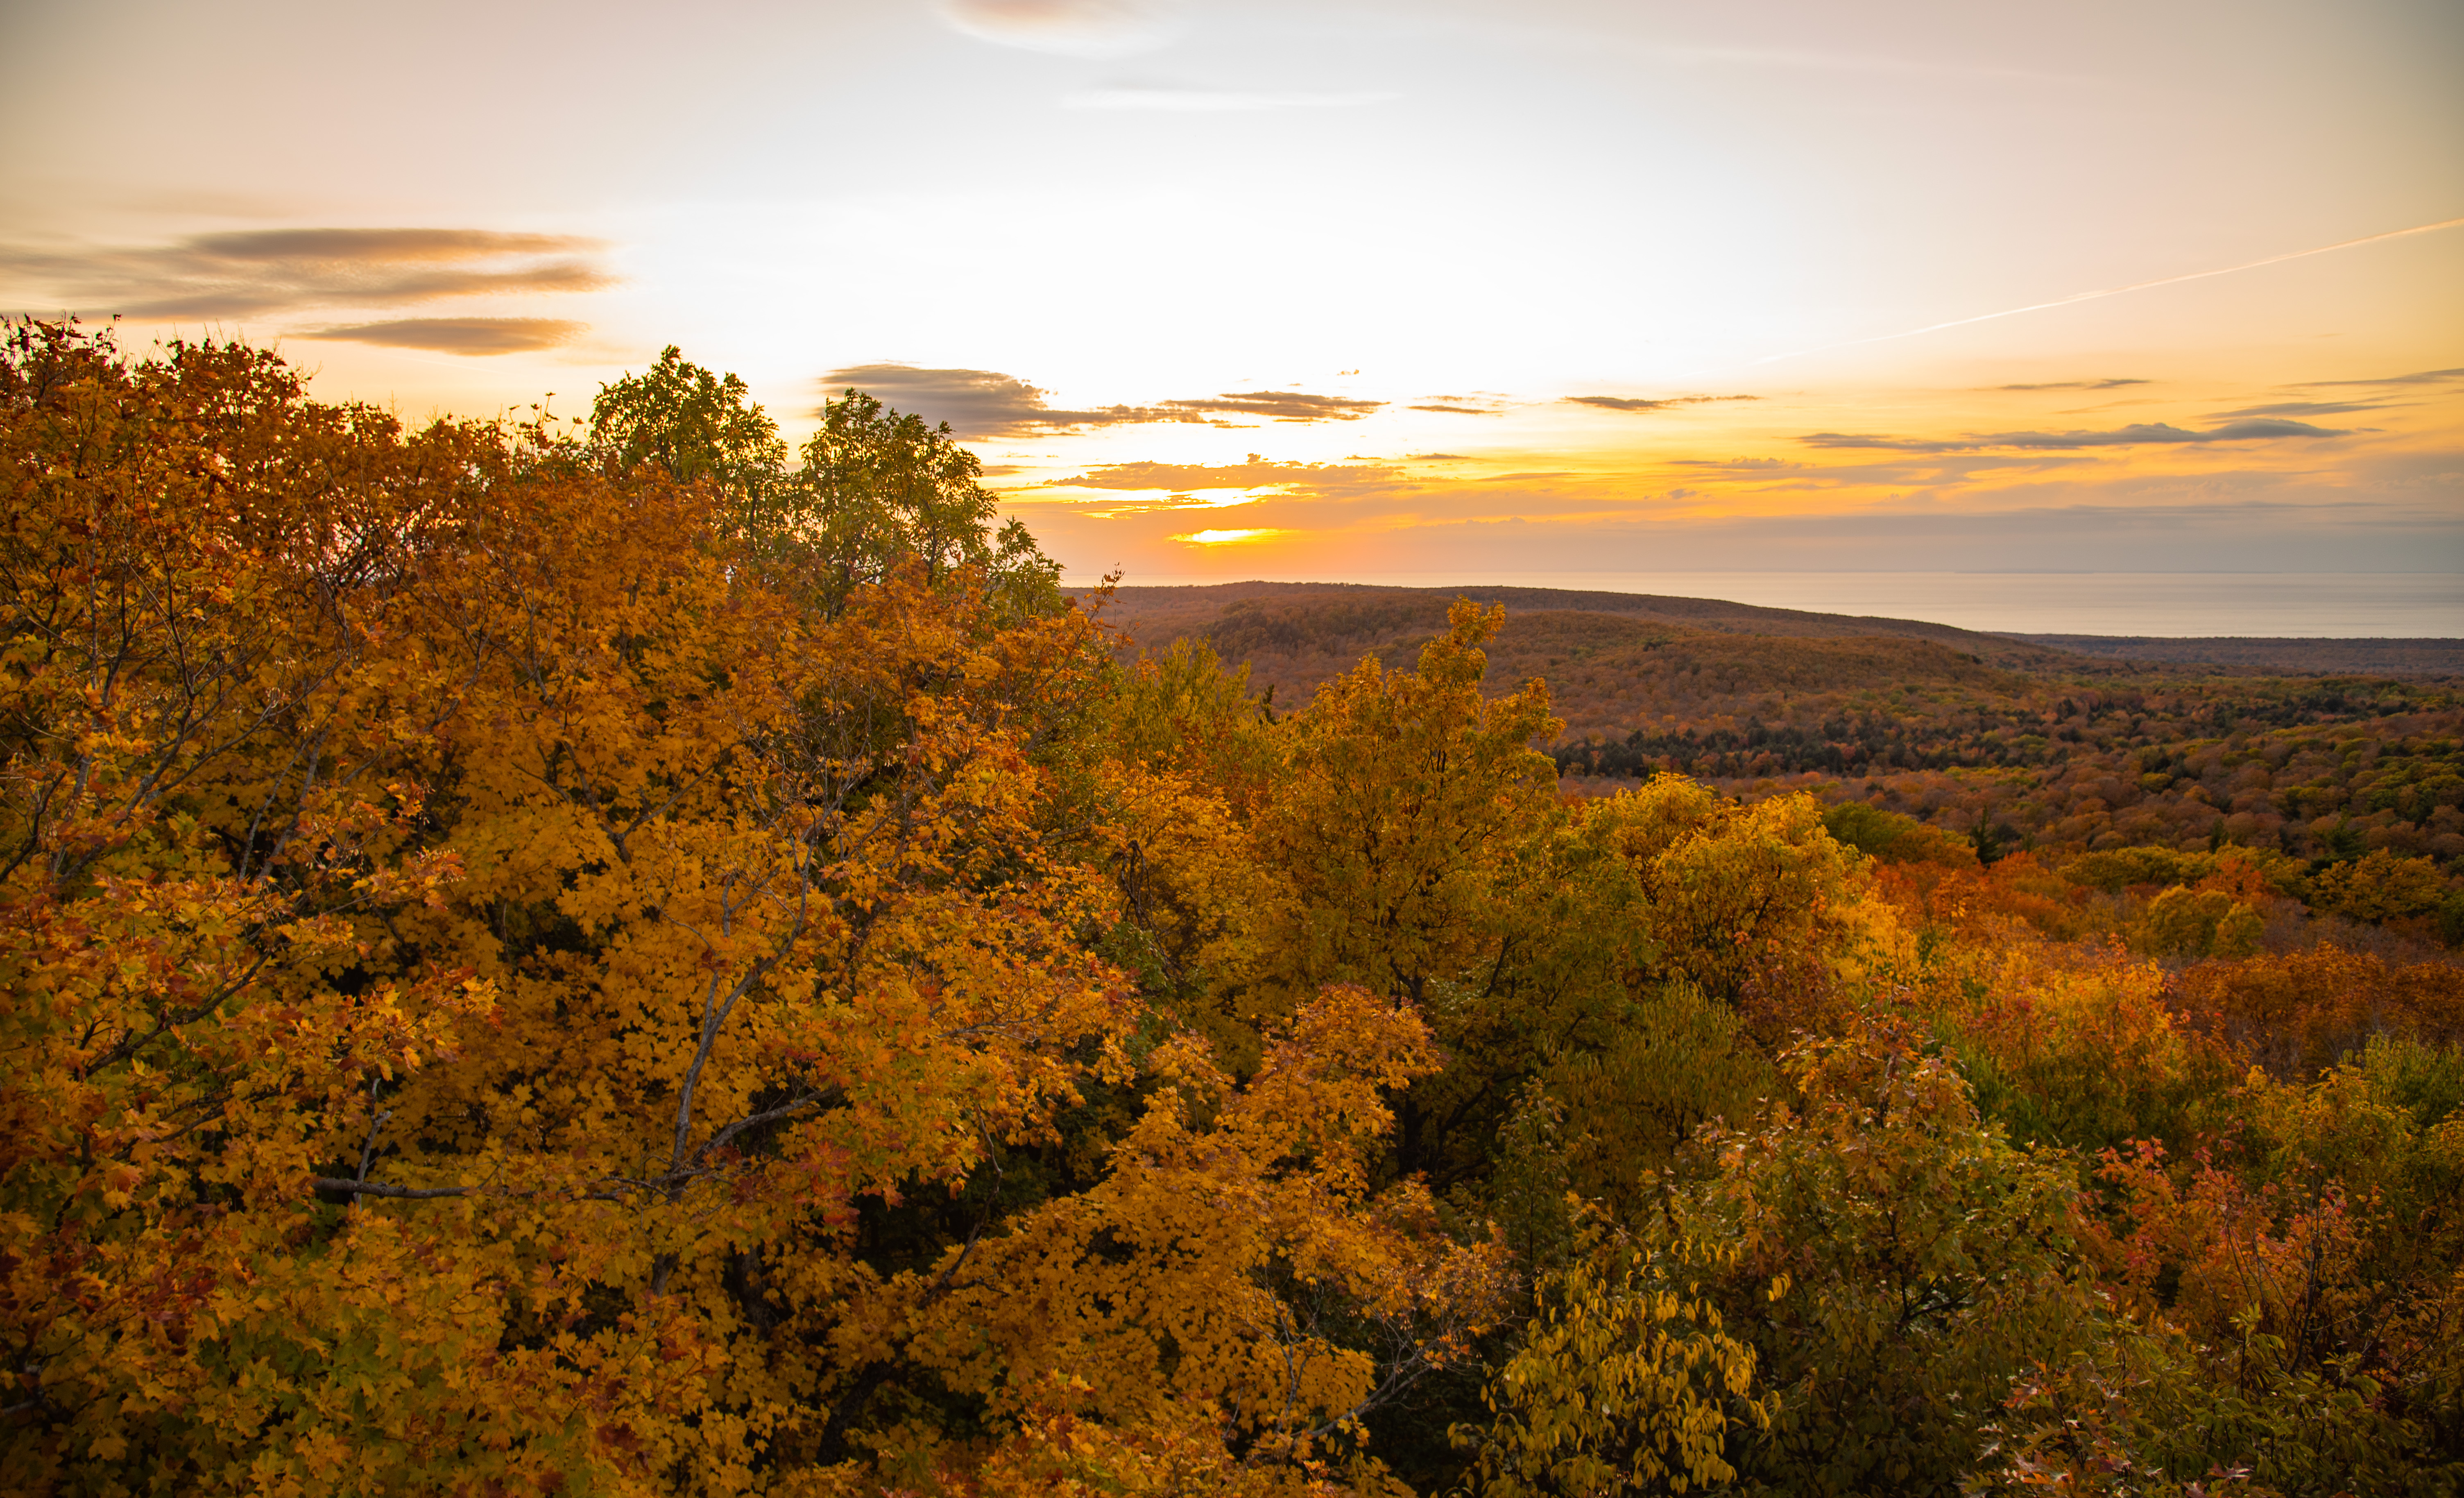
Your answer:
[1102,587,2464,936]
[6,324,2460,1497]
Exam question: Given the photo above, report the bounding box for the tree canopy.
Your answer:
[5,322,2459,1497]
[588,351,1061,621]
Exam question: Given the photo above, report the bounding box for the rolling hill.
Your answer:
[1081,580,2464,872]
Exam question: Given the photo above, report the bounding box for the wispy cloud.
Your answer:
[2213,399,2393,419]
[1565,394,1758,412]
[1764,215,2464,363]
[1803,418,2348,453]
[1032,458,1420,519]
[1802,433,2005,454]
[1408,401,1502,415]
[820,365,1089,437]
[2302,367,2464,388]
[1645,41,2094,86]
[818,364,1381,438]
[0,228,611,319]
[1995,377,2149,391]
[1064,84,1397,111]
[1191,390,1383,422]
[1999,419,2350,449]
[293,317,587,355]
[1049,457,1405,494]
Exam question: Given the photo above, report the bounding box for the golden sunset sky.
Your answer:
[4,0,2458,610]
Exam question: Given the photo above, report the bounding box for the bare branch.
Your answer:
[688,1084,845,1172]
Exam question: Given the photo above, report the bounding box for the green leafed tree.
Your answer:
[1690,1018,2106,1495]
[1456,1215,1773,1497]
[589,344,789,497]
[776,388,1060,618]
[589,351,1061,620]
[1456,1015,2111,1497]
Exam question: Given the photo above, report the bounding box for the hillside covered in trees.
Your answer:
[1101,584,2464,949]
[6,324,2461,1497]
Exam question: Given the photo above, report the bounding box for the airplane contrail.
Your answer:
[1758,213,2464,363]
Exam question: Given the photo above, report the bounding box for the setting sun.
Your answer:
[1172,527,1280,545]
[2,0,2450,625]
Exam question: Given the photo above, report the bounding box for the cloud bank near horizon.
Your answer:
[817,363,1384,437]
[1565,394,1761,412]
[1800,419,2351,453]
[992,358,2459,579]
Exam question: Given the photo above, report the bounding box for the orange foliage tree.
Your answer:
[0,326,1501,1495]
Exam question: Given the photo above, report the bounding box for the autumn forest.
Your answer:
[6,323,2461,1497]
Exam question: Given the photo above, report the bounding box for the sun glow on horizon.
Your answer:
[1171,528,1282,546]
[1,0,2452,611]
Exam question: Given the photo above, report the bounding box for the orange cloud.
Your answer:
[296,317,587,355]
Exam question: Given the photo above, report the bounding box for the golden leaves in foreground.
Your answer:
[9,326,2461,1496]
[0,327,1509,1495]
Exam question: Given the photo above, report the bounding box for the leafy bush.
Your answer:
[1823,800,1976,866]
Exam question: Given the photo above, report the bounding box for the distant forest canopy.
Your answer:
[6,324,2461,1497]
[2008,634,2464,676]
[1096,584,2464,932]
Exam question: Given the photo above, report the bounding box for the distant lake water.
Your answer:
[1073,572,2463,639]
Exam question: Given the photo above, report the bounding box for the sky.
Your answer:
[3,0,2460,610]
